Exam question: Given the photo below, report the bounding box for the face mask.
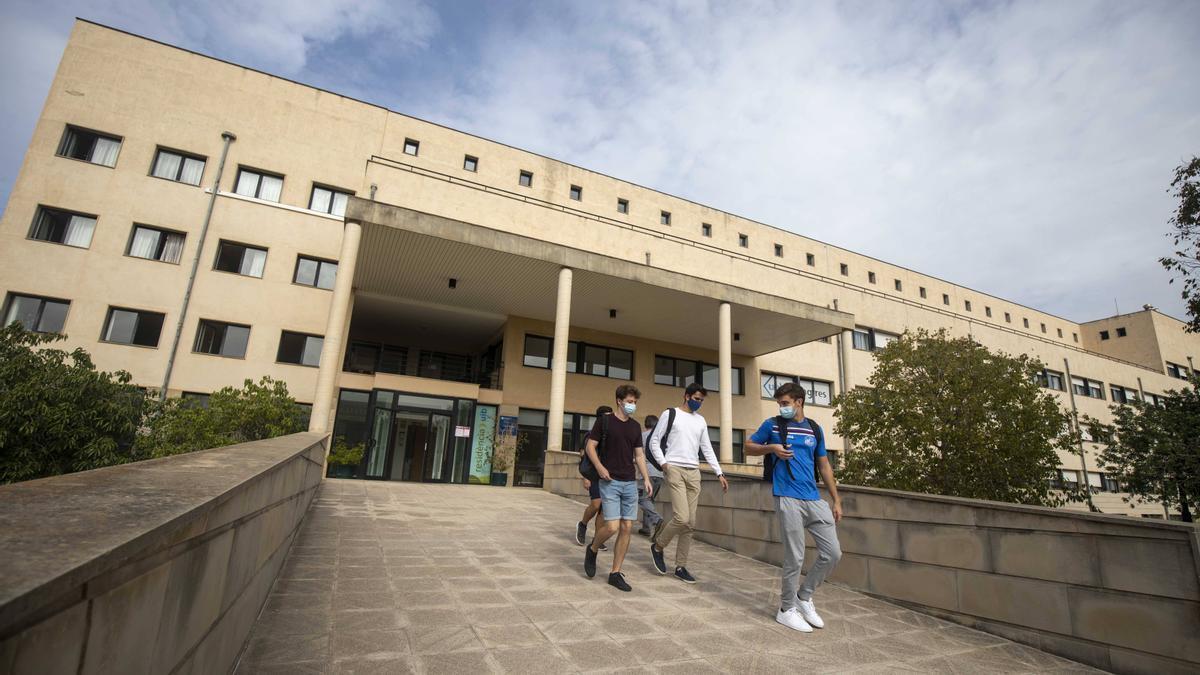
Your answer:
[622,402,637,415]
[779,405,796,420]
[686,399,702,412]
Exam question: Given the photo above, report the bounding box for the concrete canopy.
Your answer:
[346,198,854,357]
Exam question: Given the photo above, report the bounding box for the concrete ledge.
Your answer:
[541,449,1200,675]
[0,432,326,675]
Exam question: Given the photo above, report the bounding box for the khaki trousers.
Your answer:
[654,465,701,567]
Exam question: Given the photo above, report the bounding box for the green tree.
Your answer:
[0,324,148,483]
[1094,377,1200,522]
[835,329,1077,507]
[1161,156,1200,332]
[136,376,307,458]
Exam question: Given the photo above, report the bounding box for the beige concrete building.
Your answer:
[2,21,1195,516]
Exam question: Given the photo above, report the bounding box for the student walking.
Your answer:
[745,382,842,633]
[575,406,612,550]
[637,414,664,536]
[582,386,653,592]
[647,383,729,583]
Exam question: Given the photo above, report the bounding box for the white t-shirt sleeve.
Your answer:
[648,409,670,466]
[698,422,722,475]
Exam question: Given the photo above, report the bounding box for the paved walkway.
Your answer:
[237,480,1104,674]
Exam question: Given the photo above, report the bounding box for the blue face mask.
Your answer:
[778,405,796,419]
[622,402,637,415]
[686,399,702,412]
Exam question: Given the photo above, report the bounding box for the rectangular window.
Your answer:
[1038,369,1065,391]
[965,300,972,312]
[707,427,745,463]
[28,205,96,248]
[234,168,283,202]
[942,294,950,306]
[1144,392,1163,406]
[656,355,741,394]
[521,335,631,379]
[1005,312,1012,323]
[519,170,533,187]
[151,148,205,185]
[193,319,250,358]
[661,211,672,226]
[1073,332,1078,343]
[919,287,927,299]
[309,185,351,217]
[1057,328,1063,338]
[762,373,832,407]
[806,253,815,266]
[1071,376,1105,399]
[852,328,871,351]
[737,234,748,247]
[277,331,323,366]
[985,306,992,318]
[57,125,121,167]
[181,392,210,408]
[101,307,164,347]
[774,243,783,257]
[617,198,628,214]
[463,155,478,172]
[569,185,582,201]
[1101,475,1120,492]
[840,263,849,276]
[127,225,185,264]
[403,138,419,156]
[1110,386,1138,404]
[523,335,552,369]
[3,293,69,333]
[1116,327,1127,337]
[293,255,337,290]
[214,240,267,278]
[702,223,712,237]
[1166,362,1190,379]
[868,272,876,284]
[1023,318,1030,328]
[1099,330,1110,340]
[894,279,902,291]
[343,341,407,375]
[852,327,897,352]
[1040,323,1047,334]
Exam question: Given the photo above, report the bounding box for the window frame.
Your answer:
[308,184,354,217]
[617,198,629,214]
[27,205,97,249]
[839,263,849,276]
[277,330,324,367]
[233,167,284,202]
[100,306,165,348]
[463,155,478,172]
[192,319,252,359]
[655,354,744,395]
[760,372,832,406]
[1166,362,1190,379]
[56,124,122,167]
[774,243,783,257]
[518,170,533,187]
[919,287,927,299]
[894,279,902,292]
[521,334,633,380]
[569,184,582,201]
[702,223,712,237]
[125,223,186,265]
[293,255,338,290]
[660,211,672,226]
[213,239,269,278]
[868,271,876,284]
[1038,369,1065,391]
[806,253,815,266]
[149,146,206,185]
[403,138,420,156]
[2,292,70,334]
[851,326,899,352]
[1071,375,1105,400]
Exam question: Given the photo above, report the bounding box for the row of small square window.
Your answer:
[55,124,354,216]
[1035,368,1163,405]
[26,206,338,288]
[2,293,323,365]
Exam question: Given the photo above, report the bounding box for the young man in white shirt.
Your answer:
[647,383,729,583]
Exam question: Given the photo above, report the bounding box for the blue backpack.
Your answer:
[762,416,823,482]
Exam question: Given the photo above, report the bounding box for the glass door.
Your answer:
[424,412,451,481]
[365,407,392,479]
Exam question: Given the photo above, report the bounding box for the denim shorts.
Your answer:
[599,479,639,521]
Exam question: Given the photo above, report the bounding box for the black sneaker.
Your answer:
[599,542,609,551]
[575,521,587,546]
[608,571,632,592]
[584,543,598,578]
[651,544,667,575]
[674,567,696,584]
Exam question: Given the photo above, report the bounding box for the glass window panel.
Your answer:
[808,380,832,406]
[63,215,96,248]
[301,336,323,366]
[221,324,250,357]
[129,227,161,260]
[523,335,551,368]
[732,368,744,395]
[316,261,337,289]
[278,332,305,363]
[310,187,332,212]
[584,344,607,376]
[566,341,579,373]
[37,300,69,333]
[258,174,283,202]
[180,157,205,185]
[678,360,696,388]
[152,151,181,180]
[6,296,42,330]
[345,342,380,373]
[654,356,674,386]
[104,309,138,344]
[240,247,266,277]
[852,329,871,351]
[234,171,259,197]
[518,409,547,427]
[608,349,632,380]
[91,136,120,166]
[331,192,349,217]
[378,346,406,374]
[701,363,719,391]
[295,257,318,286]
[132,312,163,347]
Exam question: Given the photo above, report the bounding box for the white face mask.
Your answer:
[622,402,637,415]
[779,405,796,419]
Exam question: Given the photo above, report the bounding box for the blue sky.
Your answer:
[1,1,1198,324]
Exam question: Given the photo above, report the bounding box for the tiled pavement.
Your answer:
[236,480,1106,674]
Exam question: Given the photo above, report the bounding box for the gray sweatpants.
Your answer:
[777,496,842,611]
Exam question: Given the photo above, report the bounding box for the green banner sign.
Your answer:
[468,404,498,484]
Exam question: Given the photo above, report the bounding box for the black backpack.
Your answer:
[578,414,608,482]
[762,416,823,482]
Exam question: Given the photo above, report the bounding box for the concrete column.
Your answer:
[546,267,573,452]
[309,220,362,433]
[839,327,854,454]
[718,302,733,463]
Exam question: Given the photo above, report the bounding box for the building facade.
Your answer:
[2,21,1195,516]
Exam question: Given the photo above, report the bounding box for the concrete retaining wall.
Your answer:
[544,450,1200,675]
[0,432,327,674]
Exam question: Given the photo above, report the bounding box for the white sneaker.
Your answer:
[775,607,813,633]
[797,599,824,628]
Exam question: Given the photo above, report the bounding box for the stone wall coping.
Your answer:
[0,432,327,636]
[546,449,1196,537]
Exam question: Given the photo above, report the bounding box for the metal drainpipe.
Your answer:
[1062,357,1098,512]
[159,131,237,400]
[832,299,851,457]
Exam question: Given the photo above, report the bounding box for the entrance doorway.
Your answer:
[382,410,451,481]
[359,390,475,483]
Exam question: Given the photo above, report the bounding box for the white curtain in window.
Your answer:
[63,215,96,247]
[331,192,348,217]
[152,152,181,180]
[91,137,120,167]
[161,232,185,263]
[180,157,204,185]
[234,172,259,197]
[242,249,266,277]
[259,175,282,202]
[129,227,160,259]
[310,187,331,213]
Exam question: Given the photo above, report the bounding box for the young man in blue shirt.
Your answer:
[744,382,843,633]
